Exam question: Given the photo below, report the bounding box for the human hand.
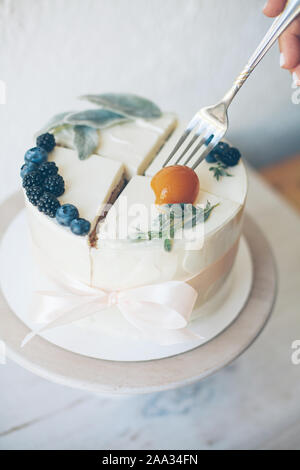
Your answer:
[263,0,300,85]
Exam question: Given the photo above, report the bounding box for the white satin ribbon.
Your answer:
[22,278,201,347]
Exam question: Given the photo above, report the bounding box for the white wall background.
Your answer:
[1,0,299,200]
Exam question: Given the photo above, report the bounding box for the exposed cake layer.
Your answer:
[95,113,177,178]
[89,175,127,248]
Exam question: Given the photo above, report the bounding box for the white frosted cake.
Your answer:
[20,93,247,345]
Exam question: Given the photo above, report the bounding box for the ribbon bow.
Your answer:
[22,279,201,347]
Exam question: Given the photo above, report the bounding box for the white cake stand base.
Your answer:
[0,192,277,394]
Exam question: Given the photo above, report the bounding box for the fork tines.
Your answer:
[163,116,220,170]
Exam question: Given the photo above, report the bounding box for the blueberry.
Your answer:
[205,151,219,163]
[20,162,38,178]
[70,218,91,236]
[56,204,79,227]
[24,147,48,165]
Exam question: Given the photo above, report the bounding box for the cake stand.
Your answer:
[0,191,277,395]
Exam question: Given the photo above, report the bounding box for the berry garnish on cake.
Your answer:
[22,171,45,189]
[43,174,65,197]
[25,186,44,206]
[37,192,61,218]
[20,162,39,178]
[205,142,230,163]
[206,141,242,180]
[38,162,59,178]
[25,147,48,165]
[20,133,92,236]
[36,133,56,152]
[56,204,79,227]
[70,218,91,236]
[218,148,241,167]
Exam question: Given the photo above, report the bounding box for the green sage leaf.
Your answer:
[73,125,99,160]
[66,109,129,129]
[80,93,162,119]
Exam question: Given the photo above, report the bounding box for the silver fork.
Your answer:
[164,0,300,170]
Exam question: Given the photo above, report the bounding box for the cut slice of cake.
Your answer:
[47,147,126,243]
[95,113,177,178]
[25,147,126,284]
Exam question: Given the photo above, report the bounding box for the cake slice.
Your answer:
[95,113,177,178]
[48,147,126,240]
[25,147,125,284]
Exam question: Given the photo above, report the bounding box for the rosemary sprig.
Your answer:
[130,201,219,251]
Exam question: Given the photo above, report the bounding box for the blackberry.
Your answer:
[38,161,58,179]
[36,133,56,152]
[22,170,45,189]
[44,174,65,197]
[218,148,241,167]
[215,142,230,155]
[206,142,230,164]
[26,186,43,206]
[38,192,60,218]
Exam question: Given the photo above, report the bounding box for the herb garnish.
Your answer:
[209,162,233,181]
[130,201,219,251]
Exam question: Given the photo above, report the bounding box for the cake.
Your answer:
[20,93,247,345]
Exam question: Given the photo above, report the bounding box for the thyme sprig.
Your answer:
[209,161,233,181]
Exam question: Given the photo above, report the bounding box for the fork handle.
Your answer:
[222,0,300,106]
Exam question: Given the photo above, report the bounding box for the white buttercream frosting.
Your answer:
[95,113,177,178]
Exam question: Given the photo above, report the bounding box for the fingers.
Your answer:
[279,23,300,70]
[263,0,287,17]
[263,2,300,85]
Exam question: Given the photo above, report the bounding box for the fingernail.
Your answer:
[280,53,285,68]
[292,72,300,86]
[263,1,268,11]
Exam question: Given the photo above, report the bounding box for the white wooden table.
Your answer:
[0,169,299,450]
